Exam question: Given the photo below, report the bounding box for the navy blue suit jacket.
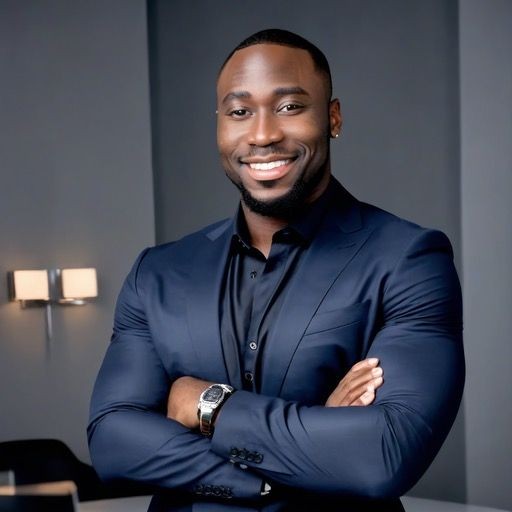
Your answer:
[88,180,464,511]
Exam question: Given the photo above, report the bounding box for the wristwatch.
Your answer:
[197,384,234,436]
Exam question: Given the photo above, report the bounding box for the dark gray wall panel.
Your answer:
[0,0,154,461]
[460,1,512,510]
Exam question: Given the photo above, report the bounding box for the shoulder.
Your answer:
[330,180,454,262]
[360,201,453,256]
[130,218,232,280]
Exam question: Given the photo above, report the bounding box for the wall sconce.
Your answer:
[7,268,98,343]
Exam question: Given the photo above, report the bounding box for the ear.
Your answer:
[329,98,342,139]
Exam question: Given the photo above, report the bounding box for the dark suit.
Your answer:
[88,180,464,511]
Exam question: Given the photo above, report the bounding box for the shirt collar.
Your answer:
[231,178,335,252]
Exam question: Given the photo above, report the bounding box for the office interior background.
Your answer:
[0,0,511,509]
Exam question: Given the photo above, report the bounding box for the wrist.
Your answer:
[197,383,235,436]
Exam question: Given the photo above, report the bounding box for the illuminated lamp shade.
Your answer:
[61,268,98,299]
[12,270,49,301]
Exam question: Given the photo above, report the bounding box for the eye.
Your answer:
[278,103,303,114]
[228,108,251,118]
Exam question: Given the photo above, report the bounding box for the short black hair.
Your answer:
[219,28,333,98]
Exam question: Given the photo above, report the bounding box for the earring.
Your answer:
[334,133,339,138]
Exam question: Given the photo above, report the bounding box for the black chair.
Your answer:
[0,439,148,502]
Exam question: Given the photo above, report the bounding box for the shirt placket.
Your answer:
[241,241,297,391]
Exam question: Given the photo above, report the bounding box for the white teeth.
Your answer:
[248,160,289,171]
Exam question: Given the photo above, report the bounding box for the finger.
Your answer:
[349,358,379,373]
[349,376,383,406]
[354,388,375,406]
[336,375,383,406]
[344,366,383,394]
[327,366,383,406]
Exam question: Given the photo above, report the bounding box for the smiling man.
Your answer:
[88,29,464,511]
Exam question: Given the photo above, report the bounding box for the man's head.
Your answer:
[217,29,342,219]
[219,29,333,100]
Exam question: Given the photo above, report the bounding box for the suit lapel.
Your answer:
[186,220,234,384]
[261,189,373,397]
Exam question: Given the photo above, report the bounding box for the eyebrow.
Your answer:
[221,86,310,106]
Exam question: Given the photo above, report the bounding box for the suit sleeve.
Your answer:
[210,229,465,498]
[87,249,263,500]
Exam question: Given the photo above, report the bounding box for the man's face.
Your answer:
[217,44,341,218]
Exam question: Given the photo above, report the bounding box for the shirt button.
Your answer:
[250,270,257,279]
[244,372,254,382]
[249,341,258,350]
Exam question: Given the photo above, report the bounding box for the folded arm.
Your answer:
[89,229,464,500]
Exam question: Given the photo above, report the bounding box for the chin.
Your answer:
[240,180,309,219]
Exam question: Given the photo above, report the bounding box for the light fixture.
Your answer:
[59,268,98,304]
[8,270,49,304]
[7,267,98,344]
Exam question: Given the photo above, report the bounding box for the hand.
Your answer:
[325,358,383,407]
[167,376,213,429]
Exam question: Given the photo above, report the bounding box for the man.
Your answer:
[88,29,464,511]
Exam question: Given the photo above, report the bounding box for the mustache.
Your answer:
[243,145,292,158]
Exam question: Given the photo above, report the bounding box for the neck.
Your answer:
[241,205,287,258]
[241,173,331,257]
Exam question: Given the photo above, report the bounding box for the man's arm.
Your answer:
[87,250,264,500]
[167,357,384,429]
[169,230,464,498]
[88,252,382,500]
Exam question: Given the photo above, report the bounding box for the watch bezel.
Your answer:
[198,384,234,436]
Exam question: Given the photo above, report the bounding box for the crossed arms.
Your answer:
[87,229,464,501]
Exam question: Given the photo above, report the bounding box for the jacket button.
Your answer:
[249,341,257,350]
[254,453,263,463]
[230,447,239,457]
[238,448,247,460]
[246,452,254,462]
[244,372,254,382]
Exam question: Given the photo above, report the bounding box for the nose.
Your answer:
[247,111,284,146]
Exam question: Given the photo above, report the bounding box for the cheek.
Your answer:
[217,125,243,158]
[287,112,329,147]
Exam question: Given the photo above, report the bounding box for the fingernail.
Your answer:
[371,367,382,377]
[367,358,379,365]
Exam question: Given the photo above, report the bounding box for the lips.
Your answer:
[242,157,296,181]
[248,159,289,171]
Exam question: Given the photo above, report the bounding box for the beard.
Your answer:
[226,154,330,220]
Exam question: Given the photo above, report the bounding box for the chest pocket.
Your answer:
[304,301,368,336]
[281,302,369,405]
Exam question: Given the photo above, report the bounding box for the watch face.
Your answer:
[203,386,223,403]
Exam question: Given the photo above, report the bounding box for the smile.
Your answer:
[248,159,290,171]
[243,158,295,182]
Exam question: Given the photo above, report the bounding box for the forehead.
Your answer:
[217,44,327,99]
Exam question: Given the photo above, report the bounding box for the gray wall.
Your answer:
[149,0,465,503]
[0,0,154,461]
[460,1,512,510]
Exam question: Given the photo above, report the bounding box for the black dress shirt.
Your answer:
[220,181,335,391]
